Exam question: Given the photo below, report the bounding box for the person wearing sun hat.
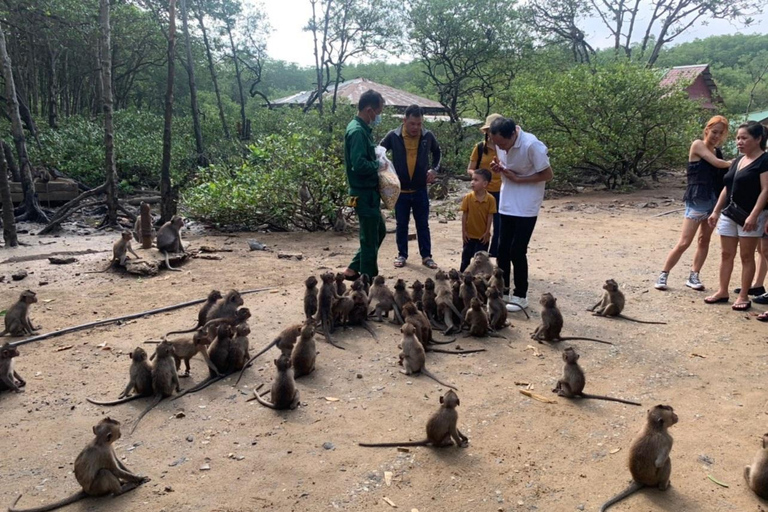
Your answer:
[467,113,503,257]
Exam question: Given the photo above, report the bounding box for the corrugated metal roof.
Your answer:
[747,109,768,123]
[272,78,447,112]
[659,64,710,88]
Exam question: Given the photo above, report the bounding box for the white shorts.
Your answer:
[717,210,768,238]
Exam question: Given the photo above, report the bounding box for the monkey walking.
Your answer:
[9,418,149,512]
[155,215,185,272]
[398,323,458,390]
[553,347,641,406]
[0,342,26,393]
[248,355,300,410]
[532,293,612,345]
[0,290,40,337]
[745,433,768,499]
[599,404,678,511]
[359,390,468,448]
[590,279,667,325]
[164,290,223,336]
[86,348,153,405]
[131,340,181,434]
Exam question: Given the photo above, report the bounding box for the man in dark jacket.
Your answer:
[343,89,387,281]
[380,104,441,269]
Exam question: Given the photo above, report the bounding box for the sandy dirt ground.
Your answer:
[1,175,768,512]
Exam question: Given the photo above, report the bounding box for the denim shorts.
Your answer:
[717,210,768,238]
[684,199,715,221]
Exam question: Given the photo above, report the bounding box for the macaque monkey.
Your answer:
[590,279,667,324]
[155,215,185,271]
[0,290,39,337]
[0,342,26,392]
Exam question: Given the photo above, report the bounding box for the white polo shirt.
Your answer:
[496,128,550,217]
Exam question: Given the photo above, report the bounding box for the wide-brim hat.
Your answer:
[480,113,503,132]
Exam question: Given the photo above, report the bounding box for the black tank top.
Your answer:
[683,147,725,202]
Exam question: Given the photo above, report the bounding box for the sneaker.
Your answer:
[685,271,704,291]
[508,296,529,309]
[754,292,768,305]
[654,271,669,290]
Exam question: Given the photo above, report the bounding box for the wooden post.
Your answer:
[140,202,152,249]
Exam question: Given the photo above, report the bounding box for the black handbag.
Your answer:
[723,201,749,226]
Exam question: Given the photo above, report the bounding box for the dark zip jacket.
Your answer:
[380,126,441,191]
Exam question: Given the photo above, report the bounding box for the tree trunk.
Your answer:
[180,0,206,166]
[195,4,229,139]
[227,24,247,140]
[100,0,119,227]
[47,42,59,129]
[2,140,19,182]
[0,25,48,222]
[0,138,17,247]
[160,0,177,222]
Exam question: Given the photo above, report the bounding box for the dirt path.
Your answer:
[1,176,767,512]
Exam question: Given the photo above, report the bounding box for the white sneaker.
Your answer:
[508,296,528,309]
[654,271,669,290]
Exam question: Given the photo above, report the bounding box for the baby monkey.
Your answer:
[553,347,640,406]
[590,279,667,325]
[533,293,612,345]
[359,390,468,448]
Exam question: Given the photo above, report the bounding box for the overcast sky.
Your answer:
[260,0,768,68]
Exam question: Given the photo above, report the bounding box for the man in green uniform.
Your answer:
[343,89,386,280]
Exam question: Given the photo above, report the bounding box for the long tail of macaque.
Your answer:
[86,395,147,406]
[580,393,641,406]
[358,440,430,448]
[599,481,644,511]
[9,491,87,512]
[130,394,163,434]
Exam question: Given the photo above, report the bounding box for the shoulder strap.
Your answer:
[475,142,484,170]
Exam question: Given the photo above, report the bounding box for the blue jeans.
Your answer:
[489,191,501,257]
[395,188,431,260]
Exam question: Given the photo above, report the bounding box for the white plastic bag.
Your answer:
[375,145,401,209]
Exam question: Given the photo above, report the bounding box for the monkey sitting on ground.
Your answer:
[464,298,506,339]
[421,278,445,330]
[335,272,347,297]
[359,390,468,448]
[317,272,345,349]
[448,269,464,315]
[86,348,152,405]
[401,302,484,355]
[489,266,505,296]
[0,290,39,337]
[155,215,185,271]
[393,279,412,312]
[368,275,404,325]
[553,347,640,406]
[131,340,181,434]
[599,404,678,511]
[248,354,300,410]
[465,251,493,278]
[291,320,317,378]
[532,293,612,345]
[0,342,26,393]
[474,276,488,305]
[410,280,424,307]
[345,279,378,339]
[304,276,318,320]
[398,323,458,390]
[745,433,768,499]
[332,295,354,331]
[435,271,464,335]
[590,279,667,325]
[9,418,149,512]
[165,290,223,336]
[235,323,303,386]
[487,288,510,331]
[459,272,478,317]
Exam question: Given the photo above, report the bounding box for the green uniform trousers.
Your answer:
[348,188,386,279]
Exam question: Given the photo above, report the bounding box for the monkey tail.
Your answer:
[429,336,456,345]
[163,327,199,337]
[251,389,278,410]
[429,317,447,331]
[9,491,88,512]
[172,374,225,400]
[580,393,641,406]
[235,339,278,386]
[427,348,486,355]
[419,368,458,390]
[86,394,147,406]
[358,440,430,448]
[599,481,644,512]
[359,321,378,340]
[130,394,163,434]
[559,336,614,345]
[393,304,405,325]
[617,315,667,325]
[163,251,181,272]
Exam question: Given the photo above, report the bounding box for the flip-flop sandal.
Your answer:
[422,258,438,269]
[704,296,729,304]
[394,257,406,268]
[732,300,751,311]
[758,312,768,322]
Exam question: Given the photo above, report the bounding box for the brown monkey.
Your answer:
[203,290,244,338]
[9,418,149,512]
[334,272,347,297]
[533,293,612,345]
[86,348,152,405]
[435,271,464,335]
[235,323,303,386]
[291,320,317,378]
[332,295,354,330]
[131,340,181,434]
[599,405,678,511]
[31,166,51,183]
[227,322,251,373]
[146,331,220,378]
[368,275,404,324]
[410,280,424,307]
[464,298,506,339]
[361,274,371,295]
[249,354,300,410]
[466,250,493,277]
[590,279,667,325]
[86,232,140,273]
[0,290,39,337]
[422,278,445,330]
[304,276,318,320]
[459,272,478,317]
[448,269,464,315]
[553,347,641,406]
[155,215,185,271]
[173,324,237,399]
[393,278,412,312]
[316,272,345,349]
[198,307,251,340]
[164,290,223,336]
[474,276,488,305]
[401,303,482,355]
[488,288,510,331]
[398,323,457,390]
[489,266,505,296]
[0,342,26,393]
[346,282,378,339]
[359,389,468,448]
[745,433,768,499]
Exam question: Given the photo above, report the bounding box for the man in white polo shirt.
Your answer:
[489,117,553,310]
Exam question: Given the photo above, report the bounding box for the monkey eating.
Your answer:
[359,390,468,448]
[532,293,612,345]
[590,279,667,325]
[0,290,40,337]
[9,418,149,512]
[398,323,458,390]
[0,342,26,393]
[155,215,185,271]
[599,404,678,511]
[248,354,300,410]
[86,347,152,405]
[131,340,181,434]
[745,433,768,499]
[164,290,223,337]
[553,347,640,406]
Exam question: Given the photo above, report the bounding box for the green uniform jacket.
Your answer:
[345,116,381,217]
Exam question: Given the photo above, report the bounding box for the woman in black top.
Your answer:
[655,116,730,291]
[705,121,768,311]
